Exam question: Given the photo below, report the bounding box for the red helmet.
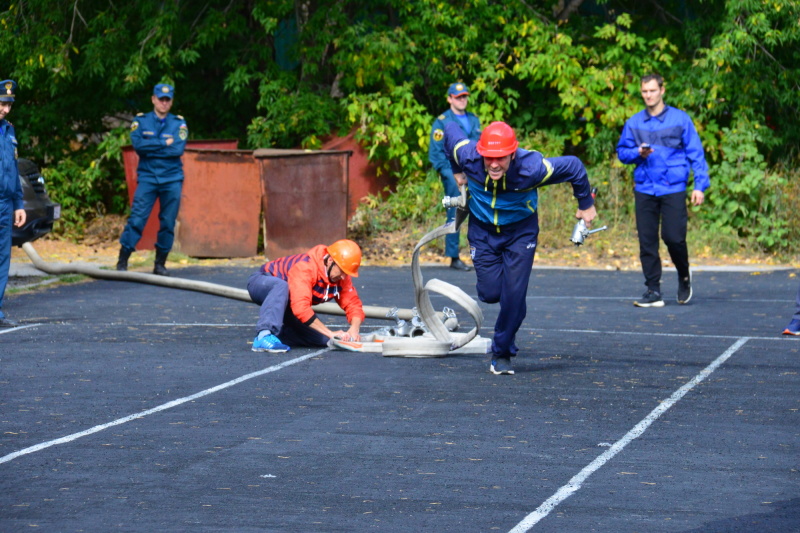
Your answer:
[327,239,362,277]
[476,121,519,157]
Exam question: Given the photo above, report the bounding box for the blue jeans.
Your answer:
[247,271,330,348]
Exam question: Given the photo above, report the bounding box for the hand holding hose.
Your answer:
[570,187,607,246]
[576,204,597,228]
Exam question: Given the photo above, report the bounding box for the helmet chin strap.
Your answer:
[325,255,335,280]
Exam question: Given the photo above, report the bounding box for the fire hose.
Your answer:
[356,184,489,357]
[22,184,605,358]
[21,242,457,327]
[21,202,487,357]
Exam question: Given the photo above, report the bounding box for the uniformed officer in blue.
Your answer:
[0,79,27,327]
[117,83,188,276]
[444,121,597,375]
[428,82,481,271]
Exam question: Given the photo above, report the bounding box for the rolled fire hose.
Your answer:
[360,185,488,357]
[20,242,450,324]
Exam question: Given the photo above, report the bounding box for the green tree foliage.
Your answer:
[0,0,797,252]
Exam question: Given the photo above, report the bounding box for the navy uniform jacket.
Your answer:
[429,109,481,181]
[0,119,22,210]
[130,111,188,184]
[616,105,709,197]
[444,122,594,229]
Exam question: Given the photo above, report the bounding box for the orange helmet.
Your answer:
[327,239,362,277]
[476,121,519,157]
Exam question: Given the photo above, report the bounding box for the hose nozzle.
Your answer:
[570,219,608,246]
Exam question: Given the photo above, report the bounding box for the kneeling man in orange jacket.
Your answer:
[247,239,365,352]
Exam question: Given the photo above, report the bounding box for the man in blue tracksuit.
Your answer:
[617,73,709,308]
[0,79,26,328]
[117,83,188,276]
[444,121,597,375]
[428,82,481,271]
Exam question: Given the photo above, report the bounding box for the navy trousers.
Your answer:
[468,214,539,359]
[0,201,11,319]
[247,271,330,348]
[120,178,183,253]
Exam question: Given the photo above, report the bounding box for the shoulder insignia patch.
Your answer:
[136,112,144,116]
[438,114,446,120]
[177,115,184,120]
[433,129,444,142]
[130,121,139,131]
[179,125,188,140]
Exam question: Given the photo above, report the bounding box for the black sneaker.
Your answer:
[450,258,473,271]
[677,272,692,304]
[634,289,664,308]
[490,357,515,375]
[0,317,20,328]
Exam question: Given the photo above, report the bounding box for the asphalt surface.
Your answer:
[1,263,799,532]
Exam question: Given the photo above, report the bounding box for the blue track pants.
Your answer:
[468,214,538,358]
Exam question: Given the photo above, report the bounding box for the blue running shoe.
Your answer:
[783,319,800,336]
[490,357,515,375]
[252,334,290,353]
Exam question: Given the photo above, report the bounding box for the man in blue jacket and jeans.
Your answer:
[617,73,710,308]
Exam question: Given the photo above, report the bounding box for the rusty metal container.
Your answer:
[254,148,351,258]
[175,149,261,257]
[320,131,396,219]
[121,139,239,250]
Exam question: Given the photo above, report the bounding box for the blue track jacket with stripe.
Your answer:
[443,122,594,229]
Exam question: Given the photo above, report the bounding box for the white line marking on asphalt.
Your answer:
[93,324,799,343]
[0,349,329,466]
[0,324,43,335]
[521,327,790,343]
[143,322,355,328]
[9,321,790,343]
[427,293,794,304]
[524,296,792,303]
[508,337,750,533]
